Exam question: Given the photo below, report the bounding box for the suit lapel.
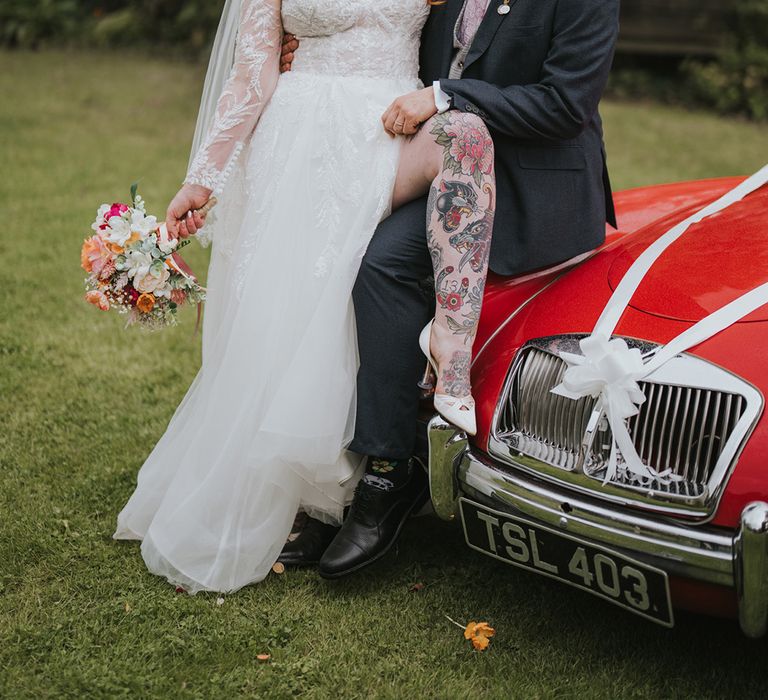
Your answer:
[440,0,465,75]
[464,0,519,71]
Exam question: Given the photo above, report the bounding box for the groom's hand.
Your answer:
[381,88,438,137]
[280,33,299,73]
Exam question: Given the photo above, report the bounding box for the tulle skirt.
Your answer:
[113,71,417,593]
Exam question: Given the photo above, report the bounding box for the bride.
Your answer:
[113,0,496,593]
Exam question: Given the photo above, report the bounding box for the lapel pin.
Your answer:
[498,0,510,15]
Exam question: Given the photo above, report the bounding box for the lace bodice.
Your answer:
[282,0,428,81]
[184,0,429,194]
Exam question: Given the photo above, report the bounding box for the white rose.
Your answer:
[125,250,153,278]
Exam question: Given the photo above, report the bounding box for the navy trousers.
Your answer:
[349,195,435,460]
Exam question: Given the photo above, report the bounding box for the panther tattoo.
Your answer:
[448,184,495,273]
[435,180,479,233]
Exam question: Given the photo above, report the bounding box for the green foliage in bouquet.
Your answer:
[684,1,768,121]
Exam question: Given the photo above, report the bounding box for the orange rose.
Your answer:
[136,293,156,313]
[80,241,95,272]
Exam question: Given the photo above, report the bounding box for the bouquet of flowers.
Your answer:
[81,185,211,330]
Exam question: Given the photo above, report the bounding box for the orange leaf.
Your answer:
[464,621,495,651]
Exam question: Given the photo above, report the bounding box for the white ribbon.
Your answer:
[552,163,768,485]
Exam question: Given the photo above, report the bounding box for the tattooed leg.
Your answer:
[424,113,495,396]
[391,111,496,398]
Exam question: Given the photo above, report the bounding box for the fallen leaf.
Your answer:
[272,562,285,575]
[464,621,495,651]
[124,602,132,613]
[409,582,425,592]
[256,654,271,663]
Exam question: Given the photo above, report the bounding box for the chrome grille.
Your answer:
[492,336,759,515]
[508,348,599,471]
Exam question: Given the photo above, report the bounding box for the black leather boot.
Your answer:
[276,516,340,567]
[318,461,428,579]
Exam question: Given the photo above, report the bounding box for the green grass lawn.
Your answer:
[2,49,768,699]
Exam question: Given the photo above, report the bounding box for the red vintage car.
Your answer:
[427,172,768,636]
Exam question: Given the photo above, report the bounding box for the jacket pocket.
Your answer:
[517,146,586,170]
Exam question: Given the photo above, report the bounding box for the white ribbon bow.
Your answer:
[552,335,679,484]
[552,163,768,486]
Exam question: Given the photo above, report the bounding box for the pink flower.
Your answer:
[99,260,116,280]
[85,290,110,311]
[81,234,113,277]
[100,203,129,230]
[170,289,187,305]
[92,203,131,235]
[446,123,494,178]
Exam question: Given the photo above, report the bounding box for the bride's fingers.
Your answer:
[384,106,403,136]
[192,211,205,230]
[184,211,198,236]
[402,120,419,136]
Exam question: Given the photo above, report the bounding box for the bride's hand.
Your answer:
[381,88,438,137]
[166,184,212,240]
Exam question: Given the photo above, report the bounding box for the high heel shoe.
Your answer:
[418,320,477,436]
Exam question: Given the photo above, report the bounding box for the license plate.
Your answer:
[460,498,674,627]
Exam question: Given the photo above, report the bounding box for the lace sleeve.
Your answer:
[184,0,282,194]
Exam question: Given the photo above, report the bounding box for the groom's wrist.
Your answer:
[432,81,452,114]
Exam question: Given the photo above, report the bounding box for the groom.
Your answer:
[278,0,620,576]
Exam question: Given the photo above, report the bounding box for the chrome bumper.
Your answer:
[427,415,768,638]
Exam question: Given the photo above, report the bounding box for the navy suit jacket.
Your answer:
[419,0,620,275]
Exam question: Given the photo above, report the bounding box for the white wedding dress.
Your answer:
[113,0,430,593]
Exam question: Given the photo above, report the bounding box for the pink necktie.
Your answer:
[458,0,491,46]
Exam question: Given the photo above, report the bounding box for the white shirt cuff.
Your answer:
[433,80,451,113]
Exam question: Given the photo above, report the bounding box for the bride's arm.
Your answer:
[167,0,282,238]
